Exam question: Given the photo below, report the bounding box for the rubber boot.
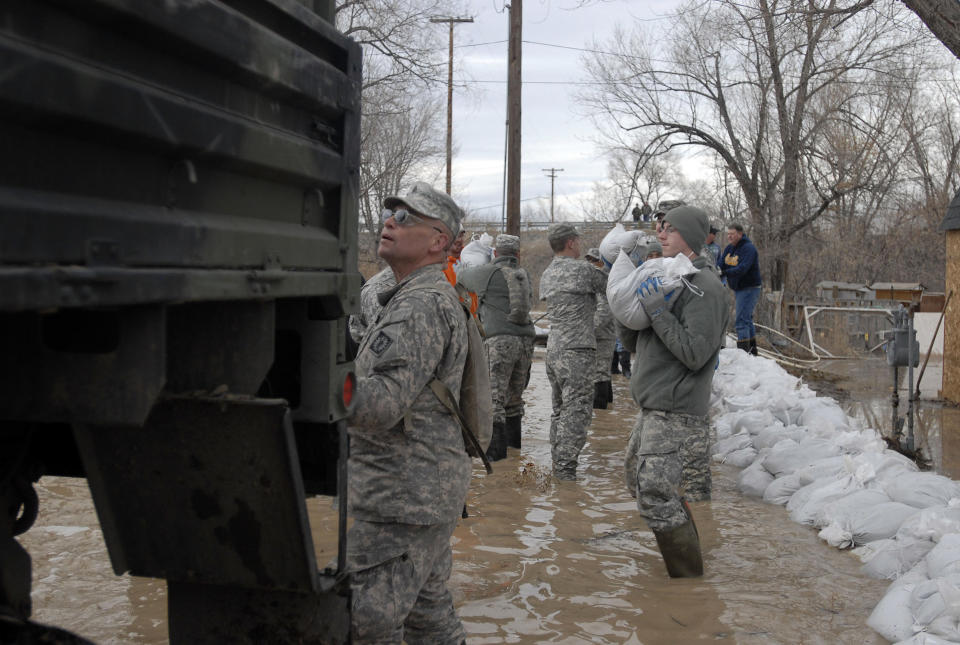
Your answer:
[610,352,620,374]
[485,421,507,462]
[749,337,758,356]
[736,339,750,353]
[505,415,522,449]
[604,380,613,405]
[652,520,703,578]
[592,382,608,409]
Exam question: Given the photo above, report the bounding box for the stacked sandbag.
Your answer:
[709,349,960,643]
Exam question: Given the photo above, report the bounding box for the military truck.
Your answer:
[0,0,361,641]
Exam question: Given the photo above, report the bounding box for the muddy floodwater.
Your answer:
[814,358,960,480]
[22,352,892,644]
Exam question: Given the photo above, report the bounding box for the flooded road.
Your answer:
[22,353,890,643]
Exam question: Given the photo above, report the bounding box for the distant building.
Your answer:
[815,281,870,302]
[940,189,960,404]
[869,282,925,305]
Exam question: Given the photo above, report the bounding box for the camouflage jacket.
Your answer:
[348,267,396,344]
[539,256,607,350]
[349,264,471,525]
[594,266,616,341]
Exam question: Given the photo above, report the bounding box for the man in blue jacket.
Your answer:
[720,222,762,355]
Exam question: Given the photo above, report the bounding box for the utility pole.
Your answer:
[542,167,563,223]
[430,16,473,195]
[505,0,522,235]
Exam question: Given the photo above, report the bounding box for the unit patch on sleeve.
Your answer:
[369,331,393,356]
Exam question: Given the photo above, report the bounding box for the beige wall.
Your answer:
[944,231,960,403]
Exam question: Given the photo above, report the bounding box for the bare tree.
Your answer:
[336,0,468,266]
[579,0,935,291]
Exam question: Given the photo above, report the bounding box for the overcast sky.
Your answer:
[442,0,686,225]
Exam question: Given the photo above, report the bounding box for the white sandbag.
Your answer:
[712,432,753,458]
[606,252,698,331]
[795,455,848,486]
[599,225,652,265]
[848,502,921,545]
[884,472,960,509]
[861,536,935,580]
[786,477,840,514]
[898,507,960,543]
[761,438,841,477]
[816,488,891,530]
[819,523,854,549]
[763,473,805,506]
[797,398,850,434]
[894,633,960,645]
[460,234,494,267]
[789,475,861,526]
[598,224,627,265]
[731,409,776,436]
[868,579,920,643]
[753,424,806,451]
[723,446,759,468]
[911,574,960,642]
[924,534,960,576]
[738,459,775,497]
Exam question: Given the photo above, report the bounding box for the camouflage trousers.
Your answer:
[623,408,712,532]
[545,347,595,476]
[594,337,616,382]
[346,518,464,645]
[485,334,534,424]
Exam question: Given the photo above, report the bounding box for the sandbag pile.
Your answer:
[460,233,494,267]
[711,349,960,644]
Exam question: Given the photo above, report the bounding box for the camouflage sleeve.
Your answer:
[348,312,366,344]
[351,292,455,431]
[592,264,608,293]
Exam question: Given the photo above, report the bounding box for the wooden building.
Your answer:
[870,282,926,304]
[941,189,960,404]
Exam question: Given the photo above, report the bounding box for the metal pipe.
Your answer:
[906,313,915,453]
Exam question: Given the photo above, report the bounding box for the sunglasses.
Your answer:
[381,208,445,235]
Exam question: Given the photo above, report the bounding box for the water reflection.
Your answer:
[816,358,960,479]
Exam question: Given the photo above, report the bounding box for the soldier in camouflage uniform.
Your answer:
[539,223,607,480]
[458,234,535,460]
[348,266,396,344]
[619,205,729,578]
[585,248,615,410]
[348,182,471,644]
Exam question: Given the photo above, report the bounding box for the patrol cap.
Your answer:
[383,182,464,238]
[547,222,579,244]
[585,247,601,261]
[495,233,520,255]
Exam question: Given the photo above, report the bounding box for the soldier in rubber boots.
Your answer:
[620,206,729,577]
[458,234,535,460]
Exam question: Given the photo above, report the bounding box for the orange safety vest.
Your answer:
[444,255,478,316]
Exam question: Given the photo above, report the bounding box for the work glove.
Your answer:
[724,254,739,266]
[636,276,677,319]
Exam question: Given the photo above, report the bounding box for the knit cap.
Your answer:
[644,241,663,258]
[664,205,710,254]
